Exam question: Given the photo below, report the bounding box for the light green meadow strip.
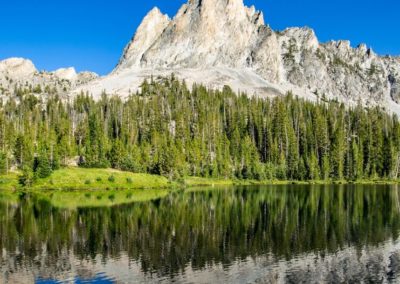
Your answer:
[31,167,172,190]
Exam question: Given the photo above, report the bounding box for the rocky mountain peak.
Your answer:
[116,0,265,71]
[75,0,400,115]
[115,7,170,70]
[185,0,262,22]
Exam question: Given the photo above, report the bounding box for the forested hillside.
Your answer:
[1,75,399,182]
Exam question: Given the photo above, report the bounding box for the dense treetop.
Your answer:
[0,75,399,182]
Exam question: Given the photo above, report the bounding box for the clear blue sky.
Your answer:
[0,0,398,75]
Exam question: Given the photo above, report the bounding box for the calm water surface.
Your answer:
[1,184,400,283]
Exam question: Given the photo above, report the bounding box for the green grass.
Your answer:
[183,177,313,186]
[31,167,172,190]
[183,177,400,187]
[184,177,236,187]
[35,188,169,209]
[0,173,19,190]
[0,168,399,193]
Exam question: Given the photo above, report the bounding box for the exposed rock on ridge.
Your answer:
[114,0,270,73]
[0,57,98,98]
[116,7,171,70]
[77,0,400,114]
[2,0,400,115]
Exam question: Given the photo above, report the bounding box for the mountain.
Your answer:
[0,58,97,98]
[2,0,400,114]
[73,0,400,114]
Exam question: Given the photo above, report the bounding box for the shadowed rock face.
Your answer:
[106,0,400,114]
[390,74,400,103]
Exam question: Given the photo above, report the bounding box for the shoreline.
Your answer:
[0,168,399,193]
[183,177,400,187]
[0,169,398,210]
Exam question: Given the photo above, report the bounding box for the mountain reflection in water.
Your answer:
[1,184,400,283]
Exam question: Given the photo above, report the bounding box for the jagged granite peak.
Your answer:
[115,0,265,71]
[58,0,400,115]
[116,7,171,70]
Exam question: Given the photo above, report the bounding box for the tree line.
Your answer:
[0,75,399,182]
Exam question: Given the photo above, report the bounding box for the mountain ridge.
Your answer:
[1,0,399,114]
[0,57,98,98]
[79,0,400,114]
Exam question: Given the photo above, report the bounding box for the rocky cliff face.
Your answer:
[95,0,399,114]
[121,0,265,70]
[2,0,400,114]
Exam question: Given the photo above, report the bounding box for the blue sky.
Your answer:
[0,0,398,75]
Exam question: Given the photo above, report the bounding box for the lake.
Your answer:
[1,184,400,283]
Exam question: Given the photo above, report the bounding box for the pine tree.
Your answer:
[0,76,398,182]
[0,152,7,174]
[33,151,52,179]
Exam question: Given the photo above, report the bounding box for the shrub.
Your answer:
[96,177,102,182]
[108,194,115,202]
[19,166,35,187]
[108,175,115,183]
[84,179,91,185]
[126,177,133,184]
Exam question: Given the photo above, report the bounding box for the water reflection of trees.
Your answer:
[1,185,400,277]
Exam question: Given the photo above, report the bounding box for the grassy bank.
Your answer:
[30,167,172,190]
[0,173,19,190]
[0,168,172,191]
[183,177,400,187]
[183,177,306,187]
[0,168,399,192]
[182,177,292,186]
[0,169,399,210]
[0,168,173,209]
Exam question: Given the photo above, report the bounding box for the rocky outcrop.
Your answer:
[1,0,400,114]
[0,57,98,98]
[53,67,78,81]
[115,7,171,70]
[386,57,400,104]
[102,0,400,114]
[0,58,37,78]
